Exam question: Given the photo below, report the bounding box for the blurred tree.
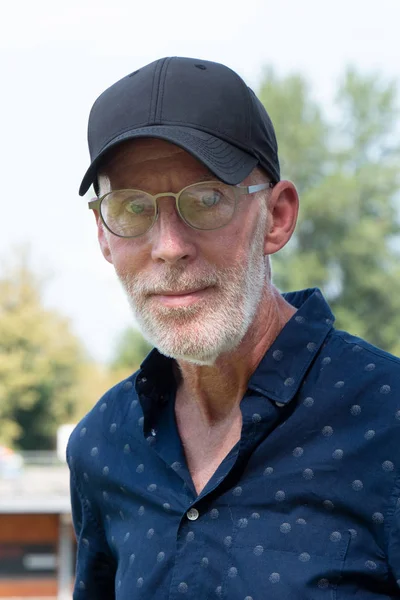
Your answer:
[72,329,153,423]
[111,327,153,374]
[74,361,127,418]
[0,252,86,450]
[259,67,400,355]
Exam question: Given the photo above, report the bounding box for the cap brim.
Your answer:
[79,125,258,196]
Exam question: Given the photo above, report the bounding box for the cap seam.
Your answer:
[155,57,171,124]
[148,58,164,123]
[165,116,245,140]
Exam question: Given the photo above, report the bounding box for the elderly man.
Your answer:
[67,57,400,599]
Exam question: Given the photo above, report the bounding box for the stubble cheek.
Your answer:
[108,236,149,283]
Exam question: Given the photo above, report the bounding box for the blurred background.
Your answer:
[0,0,399,597]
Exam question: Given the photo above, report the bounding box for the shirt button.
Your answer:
[186,508,199,521]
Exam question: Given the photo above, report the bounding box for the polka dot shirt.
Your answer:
[67,288,400,599]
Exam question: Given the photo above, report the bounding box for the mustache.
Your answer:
[120,269,220,296]
[119,264,249,296]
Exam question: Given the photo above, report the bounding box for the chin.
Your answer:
[158,348,218,367]
[139,320,246,366]
[129,289,256,366]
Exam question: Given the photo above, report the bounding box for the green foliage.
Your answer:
[258,67,400,356]
[111,327,153,373]
[0,253,86,450]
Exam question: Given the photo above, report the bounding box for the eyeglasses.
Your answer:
[88,180,273,238]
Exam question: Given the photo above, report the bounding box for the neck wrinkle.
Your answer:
[175,285,297,427]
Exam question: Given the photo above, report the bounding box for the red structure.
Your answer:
[0,461,75,599]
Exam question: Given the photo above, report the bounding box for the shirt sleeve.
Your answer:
[69,464,116,599]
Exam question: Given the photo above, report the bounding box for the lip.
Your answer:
[152,287,210,307]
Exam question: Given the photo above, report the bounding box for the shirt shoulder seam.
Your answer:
[334,331,400,367]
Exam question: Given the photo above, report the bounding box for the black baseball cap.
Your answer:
[79,56,280,196]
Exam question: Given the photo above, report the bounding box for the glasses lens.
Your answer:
[101,190,156,237]
[179,183,236,230]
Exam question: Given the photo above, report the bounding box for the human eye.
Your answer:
[126,201,145,214]
[123,194,154,216]
[199,189,223,207]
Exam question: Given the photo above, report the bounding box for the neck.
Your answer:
[174,285,296,427]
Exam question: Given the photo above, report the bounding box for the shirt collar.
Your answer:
[139,288,334,406]
[248,287,334,404]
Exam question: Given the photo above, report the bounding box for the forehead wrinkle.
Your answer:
[101,139,186,172]
[136,146,185,162]
[99,154,216,194]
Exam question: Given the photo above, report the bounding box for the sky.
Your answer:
[1,0,399,363]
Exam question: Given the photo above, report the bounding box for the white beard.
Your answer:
[118,215,268,366]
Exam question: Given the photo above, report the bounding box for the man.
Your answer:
[67,57,400,599]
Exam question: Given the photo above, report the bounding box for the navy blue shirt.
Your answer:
[67,288,400,599]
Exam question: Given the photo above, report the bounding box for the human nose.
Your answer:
[150,197,197,264]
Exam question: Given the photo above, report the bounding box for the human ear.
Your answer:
[93,210,113,264]
[264,181,299,256]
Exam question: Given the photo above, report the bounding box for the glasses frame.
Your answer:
[88,180,274,238]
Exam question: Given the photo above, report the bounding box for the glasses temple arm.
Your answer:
[88,198,101,210]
